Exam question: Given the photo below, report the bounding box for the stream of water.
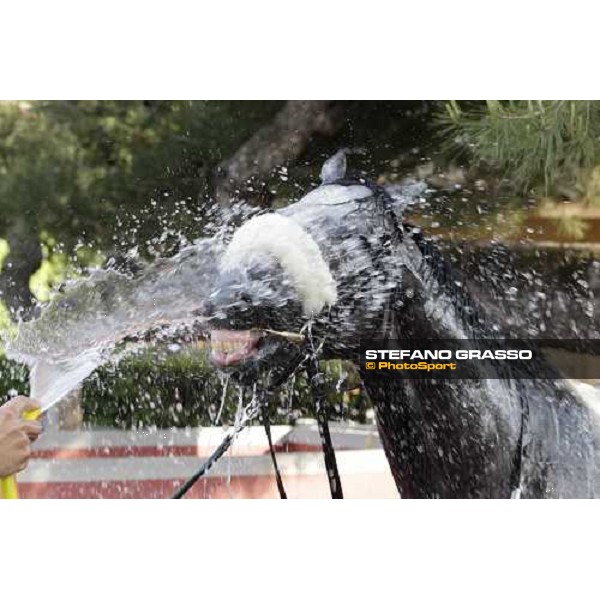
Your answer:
[6,237,225,411]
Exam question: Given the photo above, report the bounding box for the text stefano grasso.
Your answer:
[364,349,533,361]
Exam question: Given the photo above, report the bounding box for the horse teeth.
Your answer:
[213,341,238,352]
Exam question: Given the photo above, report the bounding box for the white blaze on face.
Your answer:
[220,213,337,316]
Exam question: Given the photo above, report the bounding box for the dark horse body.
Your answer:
[205,161,600,498]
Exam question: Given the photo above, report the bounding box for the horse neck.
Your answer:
[365,233,522,498]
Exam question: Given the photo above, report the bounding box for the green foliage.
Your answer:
[0,102,82,233]
[578,164,600,205]
[437,100,600,197]
[41,101,281,248]
[0,101,281,257]
[0,349,368,429]
[0,356,29,397]
[82,352,368,429]
[0,239,15,334]
[0,100,283,320]
[81,350,222,429]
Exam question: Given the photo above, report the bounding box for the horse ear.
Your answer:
[320,149,348,183]
[384,179,428,217]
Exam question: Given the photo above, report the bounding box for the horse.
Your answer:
[203,151,600,498]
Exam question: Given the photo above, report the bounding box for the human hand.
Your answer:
[0,396,42,477]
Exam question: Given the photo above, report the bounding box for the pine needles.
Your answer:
[437,100,600,200]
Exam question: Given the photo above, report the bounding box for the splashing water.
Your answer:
[234,386,245,429]
[1,177,438,415]
[5,167,596,425]
[6,237,222,411]
[214,373,230,425]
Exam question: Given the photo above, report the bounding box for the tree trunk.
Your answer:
[0,219,42,319]
[214,100,340,206]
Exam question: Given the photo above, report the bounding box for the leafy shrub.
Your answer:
[1,350,369,428]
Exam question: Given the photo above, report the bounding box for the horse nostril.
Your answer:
[239,292,253,306]
[201,300,215,317]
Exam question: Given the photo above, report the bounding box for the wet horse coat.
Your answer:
[207,166,600,498]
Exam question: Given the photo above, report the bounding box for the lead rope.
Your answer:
[261,400,287,499]
[171,393,263,499]
[172,329,343,499]
[304,329,343,499]
[171,356,308,499]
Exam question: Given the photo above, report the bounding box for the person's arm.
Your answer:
[0,396,42,478]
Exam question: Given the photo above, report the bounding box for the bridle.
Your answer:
[171,327,344,499]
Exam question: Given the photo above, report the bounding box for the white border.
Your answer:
[1,0,598,593]
[1,502,598,599]
[2,1,598,99]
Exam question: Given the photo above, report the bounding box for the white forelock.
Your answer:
[220,213,337,316]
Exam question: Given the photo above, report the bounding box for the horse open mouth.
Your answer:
[209,329,262,368]
[209,329,305,368]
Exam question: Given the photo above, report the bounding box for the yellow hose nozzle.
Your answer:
[0,474,19,500]
[0,408,42,500]
[23,408,42,421]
